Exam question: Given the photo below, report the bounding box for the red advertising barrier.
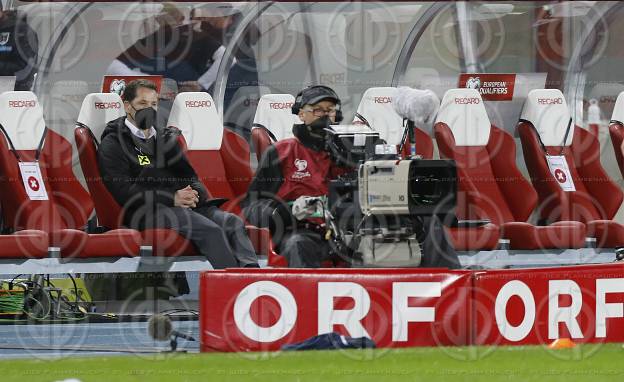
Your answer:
[473,263,624,345]
[200,263,624,351]
[200,268,472,352]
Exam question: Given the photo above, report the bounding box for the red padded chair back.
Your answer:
[251,126,273,163]
[0,91,66,231]
[41,129,94,228]
[609,92,624,178]
[399,128,434,159]
[355,86,434,159]
[251,94,298,162]
[435,89,537,225]
[610,123,624,178]
[221,128,253,196]
[74,93,127,229]
[167,92,253,213]
[519,89,623,223]
[74,127,124,229]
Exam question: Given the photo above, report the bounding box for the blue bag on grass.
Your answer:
[281,332,376,351]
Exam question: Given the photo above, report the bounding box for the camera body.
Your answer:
[358,159,456,217]
[324,125,457,265]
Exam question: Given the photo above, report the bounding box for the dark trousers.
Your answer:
[155,205,258,268]
[280,229,332,268]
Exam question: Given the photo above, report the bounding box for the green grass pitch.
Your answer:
[2,344,623,382]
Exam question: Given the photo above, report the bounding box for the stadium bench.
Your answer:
[0,91,141,258]
[435,88,585,250]
[518,89,624,248]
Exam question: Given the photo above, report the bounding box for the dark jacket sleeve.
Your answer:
[242,144,288,230]
[98,135,176,210]
[190,176,210,204]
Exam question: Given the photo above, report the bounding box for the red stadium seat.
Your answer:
[0,91,141,258]
[609,91,624,178]
[251,93,298,163]
[166,92,277,261]
[518,89,623,248]
[354,87,434,159]
[167,92,252,214]
[74,92,194,257]
[445,225,500,251]
[435,89,585,250]
[251,126,272,163]
[0,230,48,259]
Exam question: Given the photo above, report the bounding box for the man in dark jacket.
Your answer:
[0,8,38,90]
[98,79,258,268]
[243,85,460,269]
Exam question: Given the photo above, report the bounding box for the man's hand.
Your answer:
[174,185,200,208]
[292,195,323,220]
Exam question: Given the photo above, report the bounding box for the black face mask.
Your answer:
[293,115,331,151]
[307,115,331,139]
[133,107,157,131]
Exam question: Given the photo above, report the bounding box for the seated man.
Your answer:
[98,79,258,268]
[243,85,459,268]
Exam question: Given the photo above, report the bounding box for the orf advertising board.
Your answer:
[473,264,624,345]
[200,269,472,352]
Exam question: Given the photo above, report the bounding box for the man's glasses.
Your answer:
[302,107,337,117]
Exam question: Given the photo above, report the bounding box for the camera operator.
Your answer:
[243,85,460,269]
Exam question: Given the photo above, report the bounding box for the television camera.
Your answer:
[309,123,458,266]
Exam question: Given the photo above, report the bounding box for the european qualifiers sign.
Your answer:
[458,73,516,101]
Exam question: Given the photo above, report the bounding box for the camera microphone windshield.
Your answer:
[392,87,440,126]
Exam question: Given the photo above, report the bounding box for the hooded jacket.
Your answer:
[98,116,209,229]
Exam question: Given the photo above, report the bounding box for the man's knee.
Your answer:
[147,206,196,231]
[224,211,246,229]
[199,206,245,229]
